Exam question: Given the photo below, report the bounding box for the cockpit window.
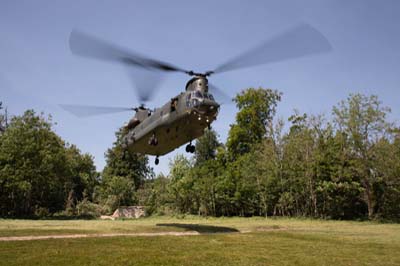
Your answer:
[187,91,216,109]
[191,91,215,101]
[195,91,203,98]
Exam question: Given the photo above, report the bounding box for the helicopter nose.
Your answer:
[199,99,219,113]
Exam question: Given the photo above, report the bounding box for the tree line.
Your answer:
[0,89,399,220]
[138,90,400,221]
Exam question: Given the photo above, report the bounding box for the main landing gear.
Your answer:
[155,156,159,165]
[185,142,195,153]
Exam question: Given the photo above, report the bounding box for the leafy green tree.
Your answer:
[194,129,220,166]
[210,146,238,216]
[253,118,285,217]
[191,159,225,216]
[64,144,98,212]
[0,110,68,216]
[0,110,96,217]
[229,153,260,216]
[227,88,281,158]
[333,94,392,219]
[136,173,173,215]
[369,134,400,220]
[102,127,152,190]
[100,127,152,211]
[167,155,195,213]
[317,128,365,219]
[280,112,311,216]
[0,102,7,133]
[101,175,136,212]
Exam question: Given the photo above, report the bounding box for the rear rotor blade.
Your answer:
[212,23,332,74]
[60,104,133,117]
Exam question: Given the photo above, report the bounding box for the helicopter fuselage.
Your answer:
[122,76,219,156]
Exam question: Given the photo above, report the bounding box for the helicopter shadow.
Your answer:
[156,223,239,234]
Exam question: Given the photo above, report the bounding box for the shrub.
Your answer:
[34,206,50,218]
[76,199,102,218]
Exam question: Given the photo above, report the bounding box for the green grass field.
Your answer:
[0,216,399,266]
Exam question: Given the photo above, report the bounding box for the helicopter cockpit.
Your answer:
[186,90,215,107]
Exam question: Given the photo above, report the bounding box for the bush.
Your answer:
[101,195,119,215]
[76,199,102,218]
[34,206,50,218]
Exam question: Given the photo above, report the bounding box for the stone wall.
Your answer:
[112,206,146,219]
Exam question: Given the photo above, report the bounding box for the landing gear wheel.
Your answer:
[155,156,159,165]
[189,145,195,153]
[186,142,195,153]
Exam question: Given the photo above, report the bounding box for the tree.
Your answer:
[136,173,173,215]
[333,94,392,219]
[369,134,400,220]
[253,118,285,217]
[102,127,152,190]
[101,175,136,212]
[0,101,8,134]
[318,126,366,219]
[194,129,220,166]
[280,112,312,216]
[227,88,281,158]
[64,144,98,213]
[100,127,152,211]
[0,110,68,216]
[0,110,97,217]
[167,155,195,213]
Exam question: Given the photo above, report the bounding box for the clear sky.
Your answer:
[1,0,400,175]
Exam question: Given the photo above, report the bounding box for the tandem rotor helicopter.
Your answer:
[61,23,331,165]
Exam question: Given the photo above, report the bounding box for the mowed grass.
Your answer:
[0,217,399,266]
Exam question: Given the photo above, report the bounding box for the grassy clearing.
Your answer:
[0,217,399,266]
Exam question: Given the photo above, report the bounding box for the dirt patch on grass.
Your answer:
[0,231,200,241]
[253,225,287,232]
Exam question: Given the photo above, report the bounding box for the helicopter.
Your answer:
[61,23,331,165]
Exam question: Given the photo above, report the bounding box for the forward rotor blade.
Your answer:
[209,83,232,104]
[69,30,189,73]
[60,104,133,117]
[212,23,332,74]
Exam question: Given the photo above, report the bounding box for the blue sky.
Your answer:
[1,0,400,175]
